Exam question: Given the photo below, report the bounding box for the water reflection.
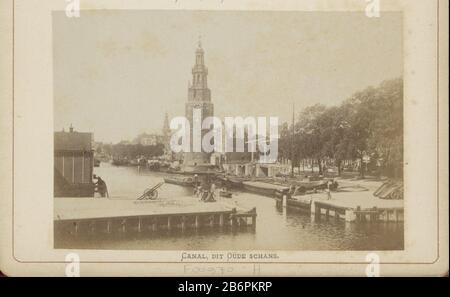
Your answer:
[54,163,403,250]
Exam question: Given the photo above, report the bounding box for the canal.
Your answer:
[54,163,404,250]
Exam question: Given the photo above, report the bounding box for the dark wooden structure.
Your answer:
[54,126,95,197]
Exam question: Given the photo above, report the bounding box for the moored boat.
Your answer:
[163,175,194,187]
[112,159,130,166]
[219,190,233,198]
[242,181,289,197]
[274,191,312,211]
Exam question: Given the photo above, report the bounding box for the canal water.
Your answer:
[54,163,403,250]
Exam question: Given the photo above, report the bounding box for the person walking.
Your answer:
[326,180,332,200]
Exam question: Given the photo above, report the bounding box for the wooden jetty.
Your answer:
[54,197,257,234]
[275,191,403,222]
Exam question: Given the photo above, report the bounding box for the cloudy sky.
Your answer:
[53,10,402,143]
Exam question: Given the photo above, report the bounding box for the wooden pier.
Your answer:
[311,191,404,222]
[275,190,403,223]
[54,197,256,235]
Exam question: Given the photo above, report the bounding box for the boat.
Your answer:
[112,159,130,166]
[274,191,312,211]
[242,181,289,197]
[287,177,338,194]
[219,190,233,198]
[163,175,194,187]
[216,176,247,189]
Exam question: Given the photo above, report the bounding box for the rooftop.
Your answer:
[54,128,92,151]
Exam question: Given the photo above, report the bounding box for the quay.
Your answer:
[54,197,257,234]
[276,190,403,222]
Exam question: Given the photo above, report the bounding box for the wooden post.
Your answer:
[121,219,126,232]
[315,204,321,220]
[219,214,224,227]
[372,207,378,222]
[107,220,111,234]
[181,216,186,231]
[152,218,157,232]
[138,217,142,232]
[167,216,172,231]
[231,208,237,227]
[195,216,200,229]
[74,221,78,234]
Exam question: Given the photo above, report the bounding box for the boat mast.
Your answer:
[291,102,295,177]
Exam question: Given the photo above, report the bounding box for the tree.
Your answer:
[279,77,403,179]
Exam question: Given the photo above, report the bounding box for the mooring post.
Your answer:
[181,216,186,231]
[345,209,356,222]
[107,220,111,234]
[195,215,200,229]
[230,208,237,227]
[167,216,172,231]
[356,206,361,222]
[152,218,157,232]
[372,207,378,222]
[138,217,142,233]
[250,207,257,229]
[210,215,214,227]
[121,219,126,232]
[315,204,321,220]
[74,221,78,234]
[219,214,224,227]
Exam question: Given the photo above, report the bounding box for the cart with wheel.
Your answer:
[137,182,164,200]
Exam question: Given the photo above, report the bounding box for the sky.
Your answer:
[53,10,402,143]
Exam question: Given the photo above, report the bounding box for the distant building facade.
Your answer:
[132,133,164,146]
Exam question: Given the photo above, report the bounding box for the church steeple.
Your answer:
[189,39,210,101]
[184,39,214,166]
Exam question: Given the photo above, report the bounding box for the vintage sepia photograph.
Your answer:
[0,0,448,278]
[52,10,405,251]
